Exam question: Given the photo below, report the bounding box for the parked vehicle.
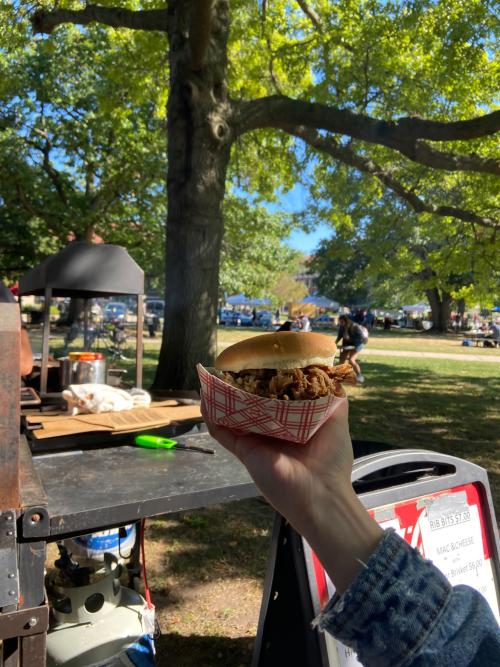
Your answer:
[238,311,254,326]
[219,309,238,326]
[103,302,128,323]
[255,310,274,327]
[312,314,336,330]
[145,299,165,319]
[218,309,254,326]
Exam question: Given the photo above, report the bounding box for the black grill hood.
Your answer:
[19,242,144,297]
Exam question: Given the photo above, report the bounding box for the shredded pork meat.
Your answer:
[221,363,357,400]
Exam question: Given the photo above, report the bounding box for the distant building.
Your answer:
[295,256,318,295]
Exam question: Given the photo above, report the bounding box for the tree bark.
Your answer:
[153,0,232,391]
[425,288,452,332]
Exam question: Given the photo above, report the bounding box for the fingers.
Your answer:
[201,400,254,460]
[201,400,295,461]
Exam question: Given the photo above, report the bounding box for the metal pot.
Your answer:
[59,353,107,388]
[59,358,74,389]
[73,359,107,384]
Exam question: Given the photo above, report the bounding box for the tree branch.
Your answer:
[27,135,69,205]
[296,1,321,29]
[286,126,499,230]
[401,141,500,175]
[232,96,500,174]
[15,182,41,219]
[31,4,168,35]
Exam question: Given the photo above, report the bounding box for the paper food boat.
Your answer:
[197,363,347,445]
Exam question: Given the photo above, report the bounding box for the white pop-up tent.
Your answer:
[402,303,429,312]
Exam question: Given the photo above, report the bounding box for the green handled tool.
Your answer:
[134,435,215,455]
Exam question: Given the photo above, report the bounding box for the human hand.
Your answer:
[201,399,354,537]
[202,398,383,593]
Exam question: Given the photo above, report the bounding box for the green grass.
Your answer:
[361,329,499,355]
[216,326,499,355]
[348,355,500,503]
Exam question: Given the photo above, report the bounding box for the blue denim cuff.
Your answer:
[317,529,452,667]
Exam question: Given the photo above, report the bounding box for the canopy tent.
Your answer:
[19,242,144,394]
[300,295,339,310]
[492,306,500,312]
[226,294,270,306]
[401,303,429,313]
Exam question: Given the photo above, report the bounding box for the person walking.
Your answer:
[335,314,365,383]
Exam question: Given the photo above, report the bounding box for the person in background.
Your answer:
[0,281,33,377]
[252,307,257,325]
[277,320,293,332]
[351,309,364,324]
[336,314,365,383]
[202,402,500,667]
[488,318,500,347]
[298,312,312,332]
[363,309,375,330]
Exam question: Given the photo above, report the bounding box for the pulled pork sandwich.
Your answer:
[215,331,357,400]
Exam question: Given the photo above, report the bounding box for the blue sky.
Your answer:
[277,184,332,256]
[286,223,332,255]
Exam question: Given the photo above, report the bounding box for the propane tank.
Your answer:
[46,550,155,666]
[62,523,137,562]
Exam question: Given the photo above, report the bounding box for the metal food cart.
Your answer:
[18,241,145,396]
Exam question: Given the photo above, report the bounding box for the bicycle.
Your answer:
[87,320,130,361]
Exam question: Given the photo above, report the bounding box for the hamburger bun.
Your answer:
[215,331,337,372]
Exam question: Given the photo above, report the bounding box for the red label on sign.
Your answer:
[309,482,499,667]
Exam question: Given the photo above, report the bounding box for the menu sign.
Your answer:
[309,483,499,667]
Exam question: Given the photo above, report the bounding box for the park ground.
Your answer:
[44,328,499,666]
[129,328,498,666]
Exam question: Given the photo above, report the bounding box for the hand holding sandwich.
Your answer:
[202,398,382,594]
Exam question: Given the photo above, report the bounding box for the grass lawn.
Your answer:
[216,326,500,355]
[39,327,499,666]
[348,355,500,500]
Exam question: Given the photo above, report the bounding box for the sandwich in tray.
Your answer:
[197,331,357,444]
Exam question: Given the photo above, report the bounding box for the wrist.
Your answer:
[298,481,383,595]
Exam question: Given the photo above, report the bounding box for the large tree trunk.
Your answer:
[153,0,231,391]
[425,288,452,332]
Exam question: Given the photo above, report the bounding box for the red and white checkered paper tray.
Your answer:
[197,363,347,445]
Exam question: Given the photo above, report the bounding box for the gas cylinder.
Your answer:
[46,552,155,666]
[62,523,137,562]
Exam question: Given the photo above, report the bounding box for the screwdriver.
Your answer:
[134,435,215,455]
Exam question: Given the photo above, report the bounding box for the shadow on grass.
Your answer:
[145,498,273,594]
[155,633,254,667]
[350,360,499,473]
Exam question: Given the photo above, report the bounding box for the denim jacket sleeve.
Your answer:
[317,529,500,667]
